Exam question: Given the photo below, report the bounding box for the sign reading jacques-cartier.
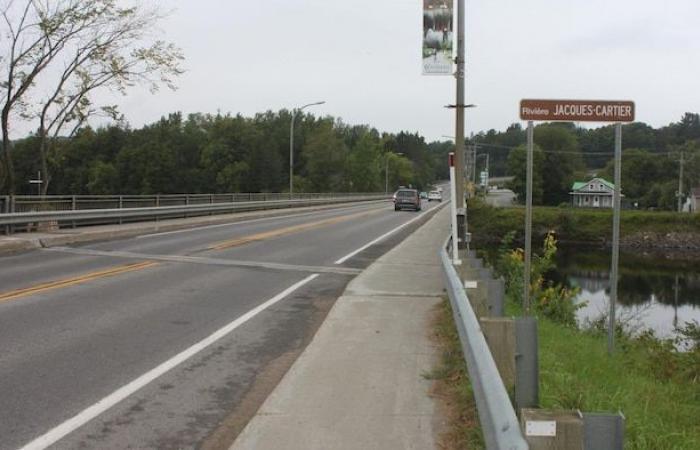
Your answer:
[520,99,635,122]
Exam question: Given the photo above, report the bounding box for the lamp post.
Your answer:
[290,101,325,196]
[385,152,404,194]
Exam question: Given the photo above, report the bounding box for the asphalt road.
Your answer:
[0,196,447,450]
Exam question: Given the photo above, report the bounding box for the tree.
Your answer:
[304,120,347,192]
[0,0,183,194]
[347,132,381,192]
[534,124,585,205]
[506,144,544,205]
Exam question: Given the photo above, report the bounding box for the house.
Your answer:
[570,177,619,208]
[687,188,700,213]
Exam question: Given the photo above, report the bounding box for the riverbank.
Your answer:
[468,200,700,250]
[535,313,700,449]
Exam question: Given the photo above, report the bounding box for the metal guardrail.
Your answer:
[440,236,528,450]
[0,194,387,232]
[2,192,381,213]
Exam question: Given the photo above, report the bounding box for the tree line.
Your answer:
[471,113,700,210]
[4,110,446,195]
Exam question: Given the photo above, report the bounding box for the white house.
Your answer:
[570,177,619,208]
[686,188,700,213]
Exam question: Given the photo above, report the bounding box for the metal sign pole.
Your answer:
[608,123,622,354]
[449,152,461,265]
[523,121,534,315]
[453,0,465,210]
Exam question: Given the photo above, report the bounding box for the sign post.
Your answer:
[519,99,635,353]
[448,152,461,265]
[29,171,42,196]
[524,121,534,314]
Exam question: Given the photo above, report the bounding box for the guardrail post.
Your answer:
[156,194,160,208]
[119,196,123,225]
[3,195,10,235]
[71,195,77,228]
[515,316,539,411]
[583,412,625,450]
[10,195,15,234]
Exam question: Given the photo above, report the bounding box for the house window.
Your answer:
[599,184,603,190]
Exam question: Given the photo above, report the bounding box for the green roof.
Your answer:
[571,178,615,191]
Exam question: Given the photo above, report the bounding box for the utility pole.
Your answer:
[453,0,466,209]
[678,150,684,212]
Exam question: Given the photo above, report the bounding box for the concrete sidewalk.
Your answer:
[230,206,450,449]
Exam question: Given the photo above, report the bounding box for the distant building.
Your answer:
[570,177,619,208]
[687,188,700,213]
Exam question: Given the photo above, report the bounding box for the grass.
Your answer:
[425,299,484,450]
[467,199,700,246]
[503,299,700,449]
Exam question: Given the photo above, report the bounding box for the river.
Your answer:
[548,246,700,340]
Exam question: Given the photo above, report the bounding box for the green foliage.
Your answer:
[506,144,544,204]
[467,198,700,247]
[5,110,444,195]
[495,231,582,326]
[537,319,700,449]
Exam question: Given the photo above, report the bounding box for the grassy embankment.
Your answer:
[429,219,700,449]
[467,199,700,247]
[429,297,699,450]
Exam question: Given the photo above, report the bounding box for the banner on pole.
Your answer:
[422,0,454,75]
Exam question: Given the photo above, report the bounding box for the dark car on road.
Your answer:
[393,188,421,211]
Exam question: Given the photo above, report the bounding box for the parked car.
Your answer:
[420,191,428,199]
[428,190,442,202]
[394,188,421,211]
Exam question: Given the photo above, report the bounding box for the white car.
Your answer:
[428,191,442,202]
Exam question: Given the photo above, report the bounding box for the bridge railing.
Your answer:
[0,193,388,234]
[439,236,528,450]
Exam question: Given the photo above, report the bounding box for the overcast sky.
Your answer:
[106,0,700,141]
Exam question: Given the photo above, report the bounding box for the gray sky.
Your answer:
[109,0,700,141]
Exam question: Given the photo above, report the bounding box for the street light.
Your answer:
[290,101,325,196]
[385,152,404,194]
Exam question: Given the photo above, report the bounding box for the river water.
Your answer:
[548,246,700,340]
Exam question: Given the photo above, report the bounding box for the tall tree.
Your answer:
[534,124,585,205]
[507,144,544,204]
[0,0,183,194]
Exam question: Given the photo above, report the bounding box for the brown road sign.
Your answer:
[520,99,635,122]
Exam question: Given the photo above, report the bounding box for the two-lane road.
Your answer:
[0,197,447,449]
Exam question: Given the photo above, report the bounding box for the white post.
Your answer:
[449,152,461,265]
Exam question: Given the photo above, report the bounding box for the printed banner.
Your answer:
[422,0,454,75]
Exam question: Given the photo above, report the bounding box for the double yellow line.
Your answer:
[208,208,383,250]
[0,207,383,303]
[0,261,158,303]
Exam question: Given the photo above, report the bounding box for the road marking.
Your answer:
[209,208,383,250]
[135,202,386,239]
[17,273,319,450]
[334,202,448,265]
[0,262,158,303]
[45,247,362,276]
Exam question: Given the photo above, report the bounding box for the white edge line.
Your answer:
[18,273,320,450]
[333,201,448,265]
[135,202,386,239]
